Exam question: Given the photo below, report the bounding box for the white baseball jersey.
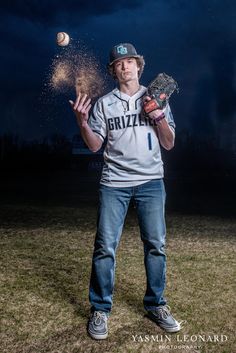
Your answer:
[88,85,175,187]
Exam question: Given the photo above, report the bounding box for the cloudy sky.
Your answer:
[0,0,235,148]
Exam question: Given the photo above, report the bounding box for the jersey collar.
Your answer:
[112,85,146,101]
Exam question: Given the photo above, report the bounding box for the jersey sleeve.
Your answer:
[88,100,107,142]
[164,103,176,131]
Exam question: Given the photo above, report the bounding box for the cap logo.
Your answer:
[116,45,128,55]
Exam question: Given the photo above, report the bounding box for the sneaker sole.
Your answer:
[160,324,181,333]
[88,330,108,340]
[146,314,181,333]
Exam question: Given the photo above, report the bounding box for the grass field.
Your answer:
[0,204,235,353]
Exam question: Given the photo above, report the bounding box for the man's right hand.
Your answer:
[69,93,102,152]
[69,93,92,127]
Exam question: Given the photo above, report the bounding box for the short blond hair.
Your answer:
[108,56,145,80]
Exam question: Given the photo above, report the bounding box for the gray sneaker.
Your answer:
[88,311,108,340]
[147,305,181,333]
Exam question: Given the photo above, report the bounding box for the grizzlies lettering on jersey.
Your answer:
[88,86,175,187]
[108,113,162,131]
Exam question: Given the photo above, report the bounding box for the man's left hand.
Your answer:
[143,96,165,122]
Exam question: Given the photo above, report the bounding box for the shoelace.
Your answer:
[154,305,171,319]
[154,306,187,329]
[93,311,107,325]
[179,319,187,329]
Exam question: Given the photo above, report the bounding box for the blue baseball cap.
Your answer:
[108,43,142,66]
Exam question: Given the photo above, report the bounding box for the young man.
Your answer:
[70,43,181,340]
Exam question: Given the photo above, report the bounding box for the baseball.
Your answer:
[56,32,70,46]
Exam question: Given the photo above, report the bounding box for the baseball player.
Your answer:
[70,43,182,340]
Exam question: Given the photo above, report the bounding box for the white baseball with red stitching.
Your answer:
[56,32,70,46]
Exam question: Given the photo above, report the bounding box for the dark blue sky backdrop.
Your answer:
[0,0,236,151]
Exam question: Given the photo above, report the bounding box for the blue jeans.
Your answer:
[89,179,167,313]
